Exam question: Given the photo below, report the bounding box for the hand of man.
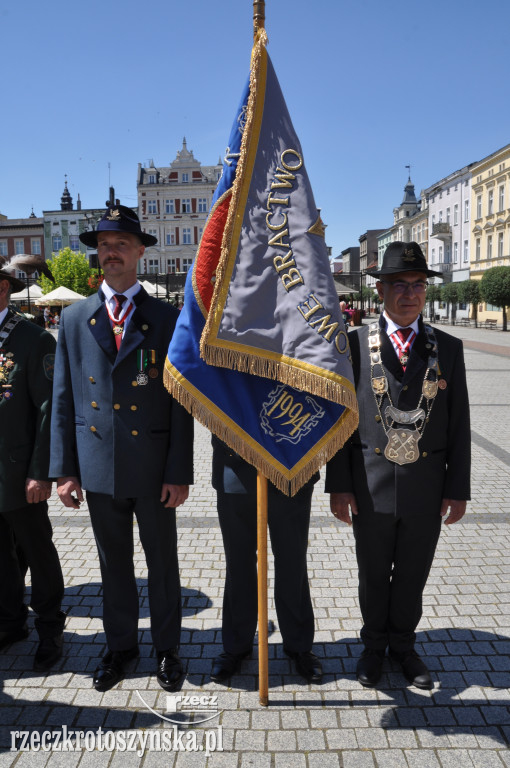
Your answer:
[161,484,189,509]
[25,478,52,504]
[330,492,358,526]
[57,477,84,509]
[440,498,466,525]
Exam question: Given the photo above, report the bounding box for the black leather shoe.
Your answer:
[0,625,29,651]
[356,648,385,687]
[284,649,323,683]
[389,648,432,690]
[34,634,64,672]
[210,650,251,683]
[93,647,139,692]
[156,648,185,691]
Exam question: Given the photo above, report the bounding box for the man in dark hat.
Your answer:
[50,206,194,692]
[326,241,470,690]
[0,259,65,670]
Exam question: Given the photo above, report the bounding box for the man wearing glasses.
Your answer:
[326,241,470,690]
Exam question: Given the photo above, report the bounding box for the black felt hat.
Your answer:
[79,205,157,247]
[370,241,442,278]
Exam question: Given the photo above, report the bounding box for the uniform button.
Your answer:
[90,319,96,326]
[91,401,98,408]
[402,385,408,391]
[90,426,97,433]
[422,451,428,457]
[89,376,95,383]
[131,430,138,436]
[375,447,381,454]
[142,324,149,331]
[131,405,137,411]
[131,381,138,387]
[375,415,381,422]
[113,403,121,410]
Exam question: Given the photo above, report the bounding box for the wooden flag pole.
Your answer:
[253,0,269,708]
[257,472,269,706]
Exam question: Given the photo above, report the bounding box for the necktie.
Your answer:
[392,327,414,370]
[112,294,126,351]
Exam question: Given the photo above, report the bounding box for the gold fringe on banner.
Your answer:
[164,362,359,497]
[201,28,267,361]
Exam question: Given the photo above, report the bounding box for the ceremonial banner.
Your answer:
[165,29,358,494]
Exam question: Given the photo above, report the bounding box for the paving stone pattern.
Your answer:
[1,323,509,766]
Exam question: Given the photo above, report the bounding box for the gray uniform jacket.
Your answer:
[50,287,193,496]
[325,317,471,516]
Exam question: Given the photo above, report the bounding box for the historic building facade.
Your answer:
[469,143,510,324]
[137,138,222,276]
[43,179,105,264]
[0,210,44,280]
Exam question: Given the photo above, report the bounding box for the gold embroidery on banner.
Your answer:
[308,214,326,238]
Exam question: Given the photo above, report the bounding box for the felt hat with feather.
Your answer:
[0,254,55,293]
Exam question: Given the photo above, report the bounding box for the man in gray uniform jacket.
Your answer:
[50,206,193,692]
[326,242,470,690]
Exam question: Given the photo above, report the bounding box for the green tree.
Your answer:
[38,247,95,296]
[441,282,460,325]
[457,279,481,328]
[480,266,510,331]
[426,283,442,322]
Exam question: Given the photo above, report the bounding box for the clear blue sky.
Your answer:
[1,0,509,257]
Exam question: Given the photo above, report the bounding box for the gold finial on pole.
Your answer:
[253,0,265,38]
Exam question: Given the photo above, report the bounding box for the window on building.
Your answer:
[476,196,482,219]
[198,198,207,213]
[182,228,191,244]
[438,210,443,222]
[198,227,204,243]
[148,200,157,214]
[167,259,177,273]
[182,173,189,183]
[15,239,24,254]
[52,235,62,252]
[148,259,159,274]
[487,235,492,260]
[148,174,156,184]
[166,232,175,246]
[453,242,458,263]
[165,199,175,214]
[0,241,7,256]
[182,258,193,273]
[431,214,435,227]
[31,238,41,255]
[475,239,481,261]
[488,190,494,215]
[69,235,80,250]
[499,185,505,212]
[464,200,469,221]
[454,204,458,226]
[439,246,443,262]
[446,208,450,224]
[498,232,504,259]
[431,247,436,263]
[463,240,469,262]
[181,199,191,213]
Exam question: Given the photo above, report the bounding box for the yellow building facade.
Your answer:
[470,143,510,325]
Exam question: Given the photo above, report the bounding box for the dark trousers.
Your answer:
[353,511,442,653]
[217,486,315,655]
[0,501,64,639]
[86,492,181,653]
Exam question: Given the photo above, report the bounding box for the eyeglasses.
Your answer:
[380,280,428,295]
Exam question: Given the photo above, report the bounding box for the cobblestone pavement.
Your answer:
[1,326,509,767]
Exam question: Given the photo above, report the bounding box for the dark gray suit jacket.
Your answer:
[50,287,193,496]
[325,317,471,516]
